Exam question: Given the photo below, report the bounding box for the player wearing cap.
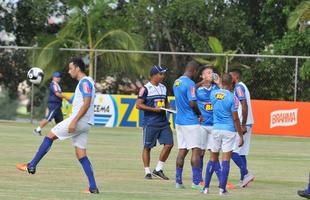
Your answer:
[33,72,72,136]
[136,65,174,180]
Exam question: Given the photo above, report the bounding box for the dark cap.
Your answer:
[150,65,167,76]
[53,72,61,78]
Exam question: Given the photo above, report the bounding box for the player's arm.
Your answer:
[54,91,71,102]
[236,85,247,133]
[68,80,93,133]
[189,100,202,117]
[135,87,161,112]
[188,84,202,121]
[232,95,243,147]
[240,99,248,127]
[136,98,161,112]
[233,111,244,147]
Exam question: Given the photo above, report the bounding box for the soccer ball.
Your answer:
[27,67,44,85]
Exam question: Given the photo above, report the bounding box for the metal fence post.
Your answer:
[94,51,98,82]
[225,55,228,73]
[30,47,36,123]
[294,58,299,101]
[158,53,161,66]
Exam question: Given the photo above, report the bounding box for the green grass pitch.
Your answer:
[0,121,309,200]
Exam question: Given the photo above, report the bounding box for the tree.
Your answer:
[288,0,310,32]
[36,0,141,79]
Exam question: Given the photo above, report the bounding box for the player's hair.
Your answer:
[185,60,199,72]
[70,57,86,72]
[221,73,233,86]
[229,68,242,78]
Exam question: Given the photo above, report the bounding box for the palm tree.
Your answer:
[36,0,141,79]
[288,1,310,32]
[194,36,249,74]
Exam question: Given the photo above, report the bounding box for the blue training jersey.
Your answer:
[173,76,199,125]
[197,84,219,126]
[47,81,62,108]
[138,82,169,126]
[211,88,239,132]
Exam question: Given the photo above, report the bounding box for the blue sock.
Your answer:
[199,155,204,182]
[240,155,247,170]
[79,156,97,190]
[29,137,53,168]
[176,167,183,184]
[232,152,248,180]
[204,160,215,188]
[307,173,310,193]
[214,160,221,181]
[192,166,200,185]
[220,160,230,191]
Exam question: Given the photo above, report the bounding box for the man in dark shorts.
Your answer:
[136,65,174,180]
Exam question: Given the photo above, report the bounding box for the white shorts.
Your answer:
[233,126,252,155]
[200,126,213,150]
[209,129,236,153]
[176,124,202,149]
[51,117,91,149]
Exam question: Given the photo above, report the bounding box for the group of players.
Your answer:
[137,60,255,196]
[14,58,310,198]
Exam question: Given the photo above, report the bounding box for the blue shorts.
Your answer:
[143,124,174,148]
[46,104,63,124]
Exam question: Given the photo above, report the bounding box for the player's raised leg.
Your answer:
[16,131,57,174]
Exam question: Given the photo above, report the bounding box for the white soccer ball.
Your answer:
[27,67,44,85]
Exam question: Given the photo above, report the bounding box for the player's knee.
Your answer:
[46,131,58,140]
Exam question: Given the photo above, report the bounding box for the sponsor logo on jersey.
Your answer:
[138,87,145,97]
[190,86,196,97]
[83,82,90,94]
[270,108,298,128]
[215,93,225,100]
[204,102,213,111]
[174,80,181,86]
[236,86,245,97]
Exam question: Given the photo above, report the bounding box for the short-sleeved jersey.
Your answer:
[234,82,254,125]
[71,76,95,125]
[211,88,239,132]
[48,81,62,107]
[138,82,169,126]
[173,76,199,125]
[197,84,219,126]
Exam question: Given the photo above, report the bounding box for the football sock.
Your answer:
[240,155,247,170]
[214,160,222,181]
[232,152,248,180]
[144,167,151,175]
[192,166,200,185]
[307,173,310,193]
[219,160,230,192]
[204,160,215,188]
[79,156,97,190]
[199,155,204,182]
[155,161,164,172]
[29,136,53,168]
[176,167,183,184]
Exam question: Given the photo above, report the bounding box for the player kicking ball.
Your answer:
[16,57,99,194]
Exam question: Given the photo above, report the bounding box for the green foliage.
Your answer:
[0,87,18,120]
[250,29,310,101]
[288,1,310,32]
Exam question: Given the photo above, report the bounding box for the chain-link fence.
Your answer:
[0,46,309,122]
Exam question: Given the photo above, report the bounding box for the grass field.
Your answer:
[0,121,309,200]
